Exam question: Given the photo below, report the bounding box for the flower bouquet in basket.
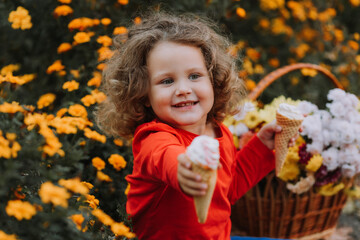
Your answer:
[227,88,360,239]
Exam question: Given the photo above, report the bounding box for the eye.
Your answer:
[189,73,200,80]
[160,78,173,85]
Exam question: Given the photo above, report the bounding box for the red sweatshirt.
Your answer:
[126,119,274,240]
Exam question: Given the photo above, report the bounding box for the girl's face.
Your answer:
[147,41,214,134]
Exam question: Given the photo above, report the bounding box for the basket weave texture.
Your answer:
[231,63,346,239]
[231,172,348,239]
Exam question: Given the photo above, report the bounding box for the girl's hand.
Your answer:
[177,154,208,196]
[257,121,299,150]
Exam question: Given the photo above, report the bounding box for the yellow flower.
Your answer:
[278,161,300,181]
[70,214,84,230]
[118,0,129,5]
[39,182,71,208]
[5,200,36,220]
[101,18,111,26]
[0,230,18,240]
[92,157,106,170]
[84,128,106,143]
[301,68,318,77]
[92,209,114,225]
[59,177,89,195]
[0,101,24,114]
[236,8,246,18]
[74,32,91,44]
[46,60,65,74]
[62,80,79,92]
[318,183,345,196]
[68,104,88,118]
[345,186,360,198]
[58,0,71,3]
[8,6,32,30]
[57,43,72,53]
[306,154,323,172]
[113,26,128,35]
[108,154,127,171]
[1,64,20,75]
[97,171,112,182]
[97,35,112,47]
[260,0,284,11]
[53,5,73,17]
[111,222,135,238]
[86,194,99,209]
[244,111,262,129]
[37,93,56,109]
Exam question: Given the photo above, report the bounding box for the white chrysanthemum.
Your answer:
[321,147,339,171]
[297,101,318,115]
[234,123,249,136]
[342,164,357,178]
[234,101,256,121]
[327,101,348,119]
[327,88,346,102]
[301,114,322,140]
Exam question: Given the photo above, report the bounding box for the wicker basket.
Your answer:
[231,63,347,240]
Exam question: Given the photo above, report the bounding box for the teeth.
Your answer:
[176,102,194,107]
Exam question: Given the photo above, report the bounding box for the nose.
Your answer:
[175,79,192,96]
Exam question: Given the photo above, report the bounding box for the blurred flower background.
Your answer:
[1,0,360,239]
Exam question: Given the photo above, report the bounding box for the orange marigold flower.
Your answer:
[5,200,36,220]
[86,194,99,209]
[97,35,112,47]
[287,1,306,21]
[70,69,80,78]
[0,101,24,114]
[268,58,280,68]
[70,214,84,230]
[113,26,128,35]
[58,0,71,3]
[62,80,79,91]
[56,108,68,117]
[245,79,256,91]
[68,104,88,118]
[118,0,129,5]
[39,182,71,208]
[81,95,96,107]
[236,7,246,18]
[350,0,360,6]
[1,64,20,75]
[97,46,114,61]
[318,8,336,22]
[124,183,130,195]
[91,89,107,103]
[57,43,72,53]
[301,68,318,77]
[37,93,56,109]
[111,222,135,238]
[59,177,89,195]
[82,181,94,190]
[108,154,127,171]
[348,40,359,50]
[134,17,141,25]
[53,5,73,17]
[92,157,106,170]
[84,128,106,143]
[74,32,91,44]
[101,18,111,26]
[46,60,65,74]
[246,48,261,61]
[259,18,270,29]
[0,230,18,240]
[8,6,32,30]
[334,29,344,43]
[92,209,114,225]
[97,63,106,71]
[88,71,102,87]
[260,0,284,11]
[96,171,112,182]
[113,139,123,146]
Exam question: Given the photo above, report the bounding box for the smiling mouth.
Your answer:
[172,101,198,108]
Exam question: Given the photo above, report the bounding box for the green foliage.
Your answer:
[1,0,360,239]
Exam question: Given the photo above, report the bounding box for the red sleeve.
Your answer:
[133,131,186,193]
[228,134,275,204]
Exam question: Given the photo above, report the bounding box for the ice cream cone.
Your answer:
[192,163,217,223]
[275,112,303,176]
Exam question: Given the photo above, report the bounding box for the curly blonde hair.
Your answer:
[95,12,246,139]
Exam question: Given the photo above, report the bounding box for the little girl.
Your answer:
[96,12,283,240]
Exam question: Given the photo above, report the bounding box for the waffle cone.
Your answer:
[192,163,217,223]
[275,112,303,176]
